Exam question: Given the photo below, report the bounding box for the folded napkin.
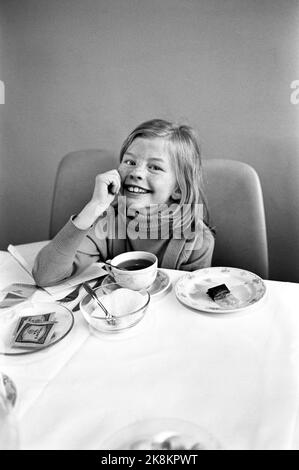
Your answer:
[7,242,48,276]
[1,244,107,311]
[7,241,107,296]
[0,253,35,292]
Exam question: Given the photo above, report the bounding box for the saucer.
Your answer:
[101,269,171,300]
[0,301,74,355]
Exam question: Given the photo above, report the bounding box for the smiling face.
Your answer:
[118,137,179,210]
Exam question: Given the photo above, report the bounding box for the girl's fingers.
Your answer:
[94,169,121,197]
[108,170,122,195]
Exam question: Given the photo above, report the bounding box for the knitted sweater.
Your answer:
[33,205,215,287]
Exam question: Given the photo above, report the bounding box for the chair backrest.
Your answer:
[50,149,118,238]
[203,159,268,278]
[50,151,269,278]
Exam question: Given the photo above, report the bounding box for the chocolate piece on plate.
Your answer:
[207,284,230,301]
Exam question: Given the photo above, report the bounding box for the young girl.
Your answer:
[33,119,215,287]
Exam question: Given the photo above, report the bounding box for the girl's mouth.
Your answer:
[124,184,151,194]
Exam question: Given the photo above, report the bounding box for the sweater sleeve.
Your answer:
[32,217,102,287]
[177,222,215,272]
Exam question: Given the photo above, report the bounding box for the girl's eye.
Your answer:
[149,164,163,171]
[123,159,135,166]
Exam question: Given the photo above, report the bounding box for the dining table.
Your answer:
[1,243,299,451]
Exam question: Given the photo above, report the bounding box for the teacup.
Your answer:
[106,251,158,290]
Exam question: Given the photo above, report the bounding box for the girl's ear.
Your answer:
[171,186,181,201]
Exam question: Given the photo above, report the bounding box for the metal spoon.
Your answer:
[82,282,115,325]
[102,260,128,271]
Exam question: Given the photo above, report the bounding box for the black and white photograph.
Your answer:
[0,0,299,453]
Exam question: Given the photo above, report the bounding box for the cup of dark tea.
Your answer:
[107,251,158,290]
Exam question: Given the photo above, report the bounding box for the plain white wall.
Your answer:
[0,10,6,242]
[1,0,299,281]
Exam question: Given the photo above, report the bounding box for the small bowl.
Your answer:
[80,283,150,334]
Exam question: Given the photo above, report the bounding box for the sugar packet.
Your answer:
[12,312,56,338]
[11,312,57,349]
[12,321,56,349]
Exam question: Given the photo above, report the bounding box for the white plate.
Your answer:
[175,267,266,313]
[0,301,74,355]
[102,418,221,450]
[102,269,171,300]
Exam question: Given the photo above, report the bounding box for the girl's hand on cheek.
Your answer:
[73,169,121,230]
[91,169,121,206]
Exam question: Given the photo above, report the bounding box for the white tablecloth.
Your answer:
[1,251,299,450]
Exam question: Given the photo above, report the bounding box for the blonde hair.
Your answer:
[120,119,210,225]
